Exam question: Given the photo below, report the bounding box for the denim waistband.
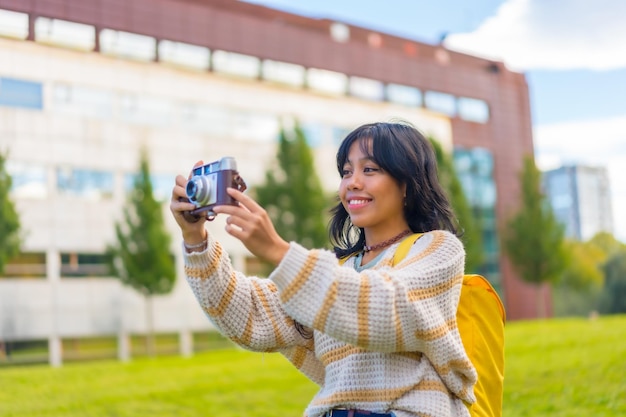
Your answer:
[323,410,393,417]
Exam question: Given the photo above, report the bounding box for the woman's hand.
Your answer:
[213,187,290,266]
[169,161,208,246]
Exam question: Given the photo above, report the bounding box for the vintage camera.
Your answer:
[182,156,247,222]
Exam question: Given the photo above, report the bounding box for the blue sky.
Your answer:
[243,0,626,241]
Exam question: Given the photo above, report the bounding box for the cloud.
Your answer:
[444,0,626,71]
[534,116,626,241]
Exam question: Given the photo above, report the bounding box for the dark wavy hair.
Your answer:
[329,121,459,258]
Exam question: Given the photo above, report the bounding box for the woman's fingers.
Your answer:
[225,187,263,213]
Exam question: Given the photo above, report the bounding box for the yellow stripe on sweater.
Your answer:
[407,272,463,301]
[319,345,422,367]
[252,280,286,347]
[184,243,223,279]
[318,344,367,366]
[414,317,457,341]
[357,275,371,346]
[231,308,255,347]
[313,280,338,330]
[205,271,238,317]
[280,251,320,303]
[287,344,309,369]
[432,357,475,377]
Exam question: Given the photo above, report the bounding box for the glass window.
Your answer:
[158,40,210,70]
[61,253,111,278]
[120,93,172,127]
[472,148,494,176]
[212,50,260,79]
[301,123,327,148]
[475,177,497,208]
[424,91,456,116]
[99,29,156,62]
[150,174,176,202]
[52,83,113,119]
[0,9,28,39]
[262,60,305,87]
[331,126,353,146]
[453,149,472,172]
[35,17,95,51]
[180,102,232,135]
[307,68,347,95]
[386,83,422,107]
[454,147,497,209]
[349,76,384,101]
[56,167,114,199]
[458,97,490,123]
[124,173,176,202]
[0,77,43,110]
[230,111,280,142]
[2,252,46,278]
[6,161,48,199]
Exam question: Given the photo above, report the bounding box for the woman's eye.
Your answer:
[364,167,379,173]
[341,169,352,177]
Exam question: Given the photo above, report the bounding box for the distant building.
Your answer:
[544,165,614,241]
[0,0,541,365]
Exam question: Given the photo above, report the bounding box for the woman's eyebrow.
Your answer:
[345,156,375,164]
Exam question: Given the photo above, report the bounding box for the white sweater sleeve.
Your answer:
[183,235,325,385]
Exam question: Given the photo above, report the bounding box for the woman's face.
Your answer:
[339,139,408,235]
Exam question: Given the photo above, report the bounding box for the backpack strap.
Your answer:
[339,232,423,267]
[392,233,423,266]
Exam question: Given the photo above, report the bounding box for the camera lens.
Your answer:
[186,180,198,200]
[186,175,213,206]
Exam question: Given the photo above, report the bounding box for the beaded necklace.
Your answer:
[363,229,411,252]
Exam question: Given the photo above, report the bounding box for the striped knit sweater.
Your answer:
[183,230,477,417]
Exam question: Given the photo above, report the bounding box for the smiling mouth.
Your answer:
[348,199,371,208]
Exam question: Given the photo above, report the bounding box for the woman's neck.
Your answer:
[361,226,411,263]
[363,224,411,250]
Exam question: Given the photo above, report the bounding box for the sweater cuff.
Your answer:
[181,234,219,270]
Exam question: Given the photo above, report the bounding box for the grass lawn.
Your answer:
[1,315,624,417]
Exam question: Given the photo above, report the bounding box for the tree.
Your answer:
[429,139,483,272]
[0,150,21,275]
[107,149,176,356]
[254,123,330,253]
[598,250,626,314]
[553,233,625,316]
[502,156,568,317]
[588,231,626,256]
[560,238,606,291]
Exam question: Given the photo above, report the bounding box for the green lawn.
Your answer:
[1,315,624,417]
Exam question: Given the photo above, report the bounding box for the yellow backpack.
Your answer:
[343,233,506,417]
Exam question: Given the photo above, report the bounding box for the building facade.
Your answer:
[544,165,614,241]
[0,0,541,364]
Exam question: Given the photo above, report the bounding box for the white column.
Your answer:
[117,331,130,362]
[179,329,193,357]
[47,248,62,367]
[48,336,62,367]
[175,249,193,357]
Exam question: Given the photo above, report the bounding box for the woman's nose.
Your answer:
[347,172,363,190]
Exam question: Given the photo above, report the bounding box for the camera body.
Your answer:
[183,157,246,222]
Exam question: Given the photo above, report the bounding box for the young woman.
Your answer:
[170,121,477,417]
